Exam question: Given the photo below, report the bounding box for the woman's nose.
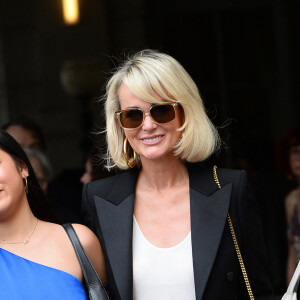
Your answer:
[142,113,157,130]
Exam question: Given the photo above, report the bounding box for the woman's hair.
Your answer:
[0,129,56,222]
[275,125,300,179]
[105,49,220,169]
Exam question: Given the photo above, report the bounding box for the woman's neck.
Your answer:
[0,201,36,243]
[137,156,188,191]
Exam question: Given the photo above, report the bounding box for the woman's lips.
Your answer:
[141,135,164,144]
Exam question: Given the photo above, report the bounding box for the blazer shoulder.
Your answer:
[84,168,139,201]
[188,163,246,196]
[84,173,123,197]
[217,167,246,183]
[214,168,249,195]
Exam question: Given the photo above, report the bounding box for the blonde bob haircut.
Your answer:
[105,49,220,169]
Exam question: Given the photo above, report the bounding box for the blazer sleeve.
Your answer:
[238,170,274,299]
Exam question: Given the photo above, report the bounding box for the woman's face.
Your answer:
[0,149,28,219]
[118,83,183,163]
[289,145,300,179]
[80,158,92,184]
[6,125,40,149]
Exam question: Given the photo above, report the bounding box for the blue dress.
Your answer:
[0,248,87,299]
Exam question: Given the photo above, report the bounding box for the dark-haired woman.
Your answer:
[82,50,274,299]
[0,129,106,299]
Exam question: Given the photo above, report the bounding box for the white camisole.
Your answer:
[132,217,196,300]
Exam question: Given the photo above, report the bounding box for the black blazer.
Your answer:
[82,164,274,300]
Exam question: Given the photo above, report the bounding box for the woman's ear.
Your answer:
[18,160,29,178]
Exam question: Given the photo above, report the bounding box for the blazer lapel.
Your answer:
[93,169,139,300]
[95,195,134,300]
[190,169,232,299]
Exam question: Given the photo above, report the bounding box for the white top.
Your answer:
[132,217,196,300]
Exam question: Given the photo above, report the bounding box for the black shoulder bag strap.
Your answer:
[63,223,110,300]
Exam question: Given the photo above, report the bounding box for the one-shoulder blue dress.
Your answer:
[0,248,87,299]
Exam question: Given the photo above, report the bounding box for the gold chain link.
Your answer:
[213,165,255,300]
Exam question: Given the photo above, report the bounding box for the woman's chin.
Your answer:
[139,150,175,162]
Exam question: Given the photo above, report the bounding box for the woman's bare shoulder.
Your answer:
[71,223,107,282]
[71,224,100,248]
[38,221,100,250]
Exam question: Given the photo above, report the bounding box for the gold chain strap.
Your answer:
[213,165,255,300]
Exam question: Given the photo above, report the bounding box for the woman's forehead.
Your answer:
[0,148,14,164]
[118,83,166,105]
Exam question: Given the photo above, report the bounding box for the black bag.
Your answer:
[63,223,110,300]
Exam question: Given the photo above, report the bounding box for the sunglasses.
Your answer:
[115,102,179,130]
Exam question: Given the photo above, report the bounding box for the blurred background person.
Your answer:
[80,147,112,185]
[276,126,300,284]
[80,154,93,185]
[24,148,52,193]
[2,116,47,151]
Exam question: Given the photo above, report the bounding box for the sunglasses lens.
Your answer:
[120,109,143,128]
[151,104,175,124]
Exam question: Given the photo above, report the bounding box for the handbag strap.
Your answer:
[63,223,109,300]
[213,165,255,300]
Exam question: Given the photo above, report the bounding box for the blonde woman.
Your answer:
[82,50,273,300]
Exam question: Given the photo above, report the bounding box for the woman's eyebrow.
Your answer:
[123,102,161,109]
[123,106,140,109]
